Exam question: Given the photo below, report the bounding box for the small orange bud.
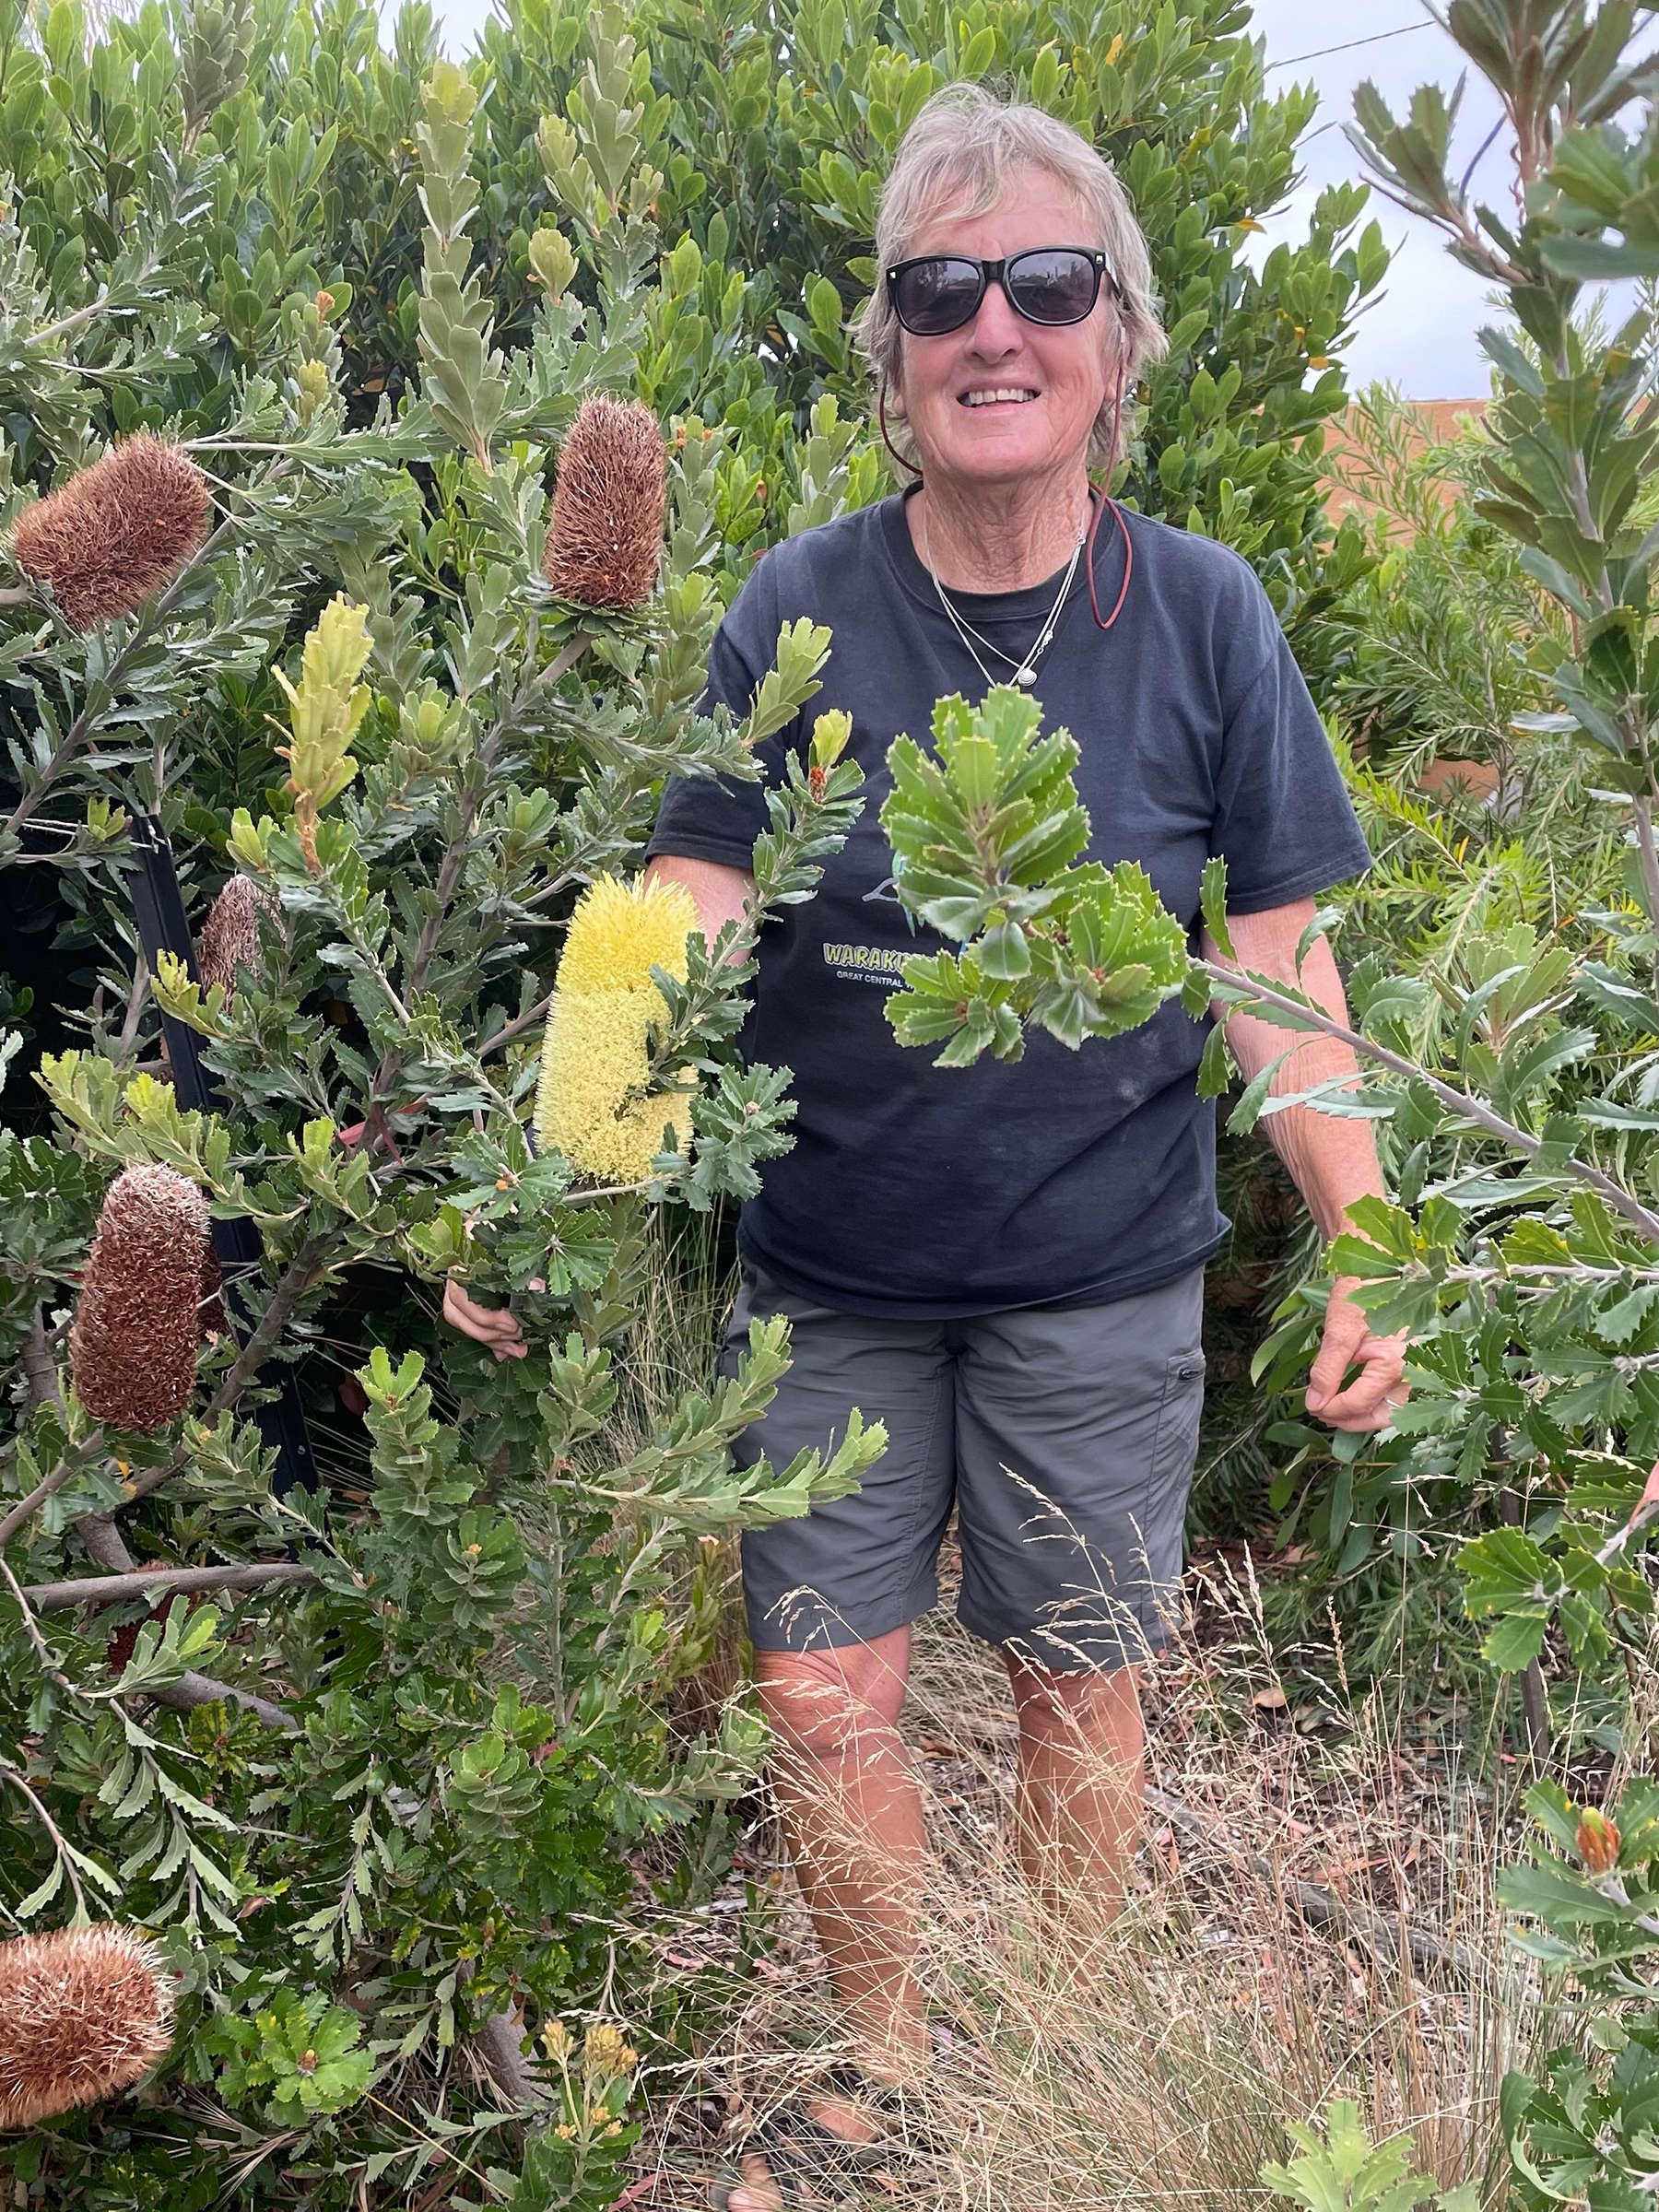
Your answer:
[1576,1806,1621,1874]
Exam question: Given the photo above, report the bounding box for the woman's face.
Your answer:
[891,169,1114,497]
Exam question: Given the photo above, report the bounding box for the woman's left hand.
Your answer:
[1304,1278,1409,1433]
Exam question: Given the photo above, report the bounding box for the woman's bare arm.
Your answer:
[1205,896,1408,1434]
[643,852,756,953]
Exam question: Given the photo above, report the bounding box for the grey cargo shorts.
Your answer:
[719,1259,1206,1673]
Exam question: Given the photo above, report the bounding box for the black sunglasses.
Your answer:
[885,246,1119,336]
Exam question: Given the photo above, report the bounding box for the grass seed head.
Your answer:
[9,436,210,630]
[544,394,666,610]
[196,874,280,999]
[0,1925,174,2131]
[69,1163,210,1430]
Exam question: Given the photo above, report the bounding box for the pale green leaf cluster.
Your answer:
[881,687,1191,1063]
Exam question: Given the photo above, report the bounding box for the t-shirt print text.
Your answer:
[821,941,909,987]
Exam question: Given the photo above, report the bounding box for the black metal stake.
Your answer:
[125,810,317,1498]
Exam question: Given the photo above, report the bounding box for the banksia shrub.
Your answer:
[543,394,665,610]
[69,1163,210,1430]
[534,874,697,1183]
[196,873,279,997]
[8,435,211,630]
[0,1925,174,2129]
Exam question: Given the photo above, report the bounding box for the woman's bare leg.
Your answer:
[1005,1653,1145,1928]
[757,1627,929,2070]
[725,1628,927,2211]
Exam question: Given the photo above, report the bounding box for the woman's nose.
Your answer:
[968,275,1026,352]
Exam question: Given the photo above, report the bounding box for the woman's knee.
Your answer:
[755,1628,911,1758]
[1006,1652,1144,1753]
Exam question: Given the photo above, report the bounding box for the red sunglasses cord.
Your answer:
[877,361,1134,634]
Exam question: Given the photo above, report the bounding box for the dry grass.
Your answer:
[541,1259,1558,2208]
[634,1551,1558,2210]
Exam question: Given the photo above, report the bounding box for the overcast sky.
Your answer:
[417,0,1583,402]
[1245,4,1512,399]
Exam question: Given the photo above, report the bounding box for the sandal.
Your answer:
[709,2062,936,2209]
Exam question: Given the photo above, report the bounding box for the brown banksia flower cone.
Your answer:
[0,1925,174,2130]
[69,1163,209,1431]
[9,435,211,631]
[543,394,665,610]
[195,874,279,999]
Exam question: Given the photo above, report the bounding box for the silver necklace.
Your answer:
[920,498,1088,689]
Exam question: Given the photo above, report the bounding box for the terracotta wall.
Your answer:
[1316,396,1488,530]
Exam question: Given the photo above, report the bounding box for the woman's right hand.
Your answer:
[441,1278,528,1361]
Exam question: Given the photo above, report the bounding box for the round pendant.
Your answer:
[1015,665,1037,688]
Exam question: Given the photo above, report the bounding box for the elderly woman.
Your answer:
[449,81,1406,2209]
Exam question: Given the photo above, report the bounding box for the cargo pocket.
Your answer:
[1149,1351,1206,1492]
[1138,1350,1206,1616]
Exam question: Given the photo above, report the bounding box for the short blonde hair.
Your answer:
[855,83,1167,474]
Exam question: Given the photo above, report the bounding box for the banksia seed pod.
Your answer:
[196,874,279,999]
[0,1925,174,2130]
[69,1164,209,1431]
[543,394,666,611]
[8,435,211,631]
[534,874,698,1184]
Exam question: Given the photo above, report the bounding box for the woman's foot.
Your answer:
[718,2064,918,2211]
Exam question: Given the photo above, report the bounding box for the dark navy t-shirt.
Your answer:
[646,485,1371,1319]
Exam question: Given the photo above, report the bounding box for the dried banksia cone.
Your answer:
[534,874,698,1183]
[0,1925,174,2130]
[69,1164,209,1430]
[543,394,666,610]
[195,874,279,998]
[9,435,211,631]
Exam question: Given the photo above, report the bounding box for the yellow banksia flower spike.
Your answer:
[270,594,373,875]
[534,876,698,1184]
